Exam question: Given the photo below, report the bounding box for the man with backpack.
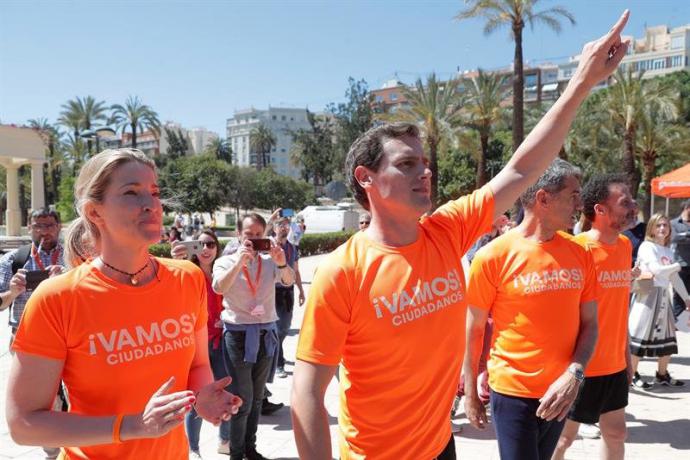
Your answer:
[0,208,65,459]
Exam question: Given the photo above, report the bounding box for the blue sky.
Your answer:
[1,0,688,137]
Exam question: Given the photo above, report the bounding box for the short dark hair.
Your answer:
[238,213,266,231]
[682,199,690,211]
[582,174,629,221]
[30,207,60,224]
[345,122,420,210]
[191,229,220,267]
[519,159,582,210]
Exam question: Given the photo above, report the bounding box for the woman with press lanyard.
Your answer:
[171,229,232,458]
[6,148,242,460]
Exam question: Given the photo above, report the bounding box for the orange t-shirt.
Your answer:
[12,258,208,460]
[573,232,632,377]
[466,230,597,399]
[297,186,494,460]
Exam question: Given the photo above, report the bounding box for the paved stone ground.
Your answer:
[1,253,689,459]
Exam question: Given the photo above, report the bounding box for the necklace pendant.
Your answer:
[131,276,138,286]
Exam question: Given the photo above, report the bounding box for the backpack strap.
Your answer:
[11,244,32,275]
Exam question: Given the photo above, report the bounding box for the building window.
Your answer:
[272,115,277,120]
[390,93,398,101]
[290,117,294,121]
[653,59,665,70]
[672,55,684,67]
[375,95,384,102]
[671,36,684,50]
[281,115,286,121]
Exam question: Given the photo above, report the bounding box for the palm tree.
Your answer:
[606,69,677,197]
[249,124,276,170]
[110,96,161,149]
[637,101,689,220]
[58,96,108,154]
[205,137,233,163]
[455,0,575,151]
[461,69,508,187]
[27,118,64,204]
[383,73,463,207]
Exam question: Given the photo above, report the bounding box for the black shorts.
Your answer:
[569,369,628,424]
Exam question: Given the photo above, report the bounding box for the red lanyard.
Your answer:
[31,244,59,271]
[242,258,262,298]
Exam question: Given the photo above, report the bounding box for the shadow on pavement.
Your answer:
[626,413,690,450]
[260,404,338,432]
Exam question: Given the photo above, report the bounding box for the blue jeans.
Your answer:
[275,287,294,368]
[490,389,566,460]
[185,343,230,451]
[224,329,273,459]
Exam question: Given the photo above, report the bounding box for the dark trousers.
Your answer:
[436,434,456,460]
[275,287,294,368]
[224,330,273,459]
[185,343,230,450]
[672,267,690,320]
[490,389,566,460]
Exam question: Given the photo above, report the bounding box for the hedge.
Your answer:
[148,231,354,259]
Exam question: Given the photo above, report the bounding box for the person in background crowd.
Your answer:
[172,229,232,458]
[0,208,66,460]
[629,213,690,388]
[169,226,182,243]
[670,199,690,321]
[6,148,241,460]
[553,174,639,460]
[358,212,371,231]
[213,213,295,460]
[273,217,305,379]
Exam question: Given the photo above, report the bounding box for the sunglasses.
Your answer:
[199,241,217,249]
[360,221,370,225]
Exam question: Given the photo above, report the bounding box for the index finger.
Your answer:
[603,10,629,46]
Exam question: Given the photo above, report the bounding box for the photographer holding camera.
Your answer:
[671,199,690,321]
[212,212,294,460]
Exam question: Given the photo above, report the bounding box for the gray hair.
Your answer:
[519,158,582,210]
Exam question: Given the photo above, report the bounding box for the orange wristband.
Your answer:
[112,414,124,444]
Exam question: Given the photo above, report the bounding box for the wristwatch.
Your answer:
[567,363,585,382]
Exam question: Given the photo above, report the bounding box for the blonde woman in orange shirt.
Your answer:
[6,148,242,460]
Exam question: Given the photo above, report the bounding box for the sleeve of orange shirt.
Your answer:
[581,246,598,304]
[429,185,496,256]
[296,257,352,366]
[466,246,499,312]
[11,279,67,360]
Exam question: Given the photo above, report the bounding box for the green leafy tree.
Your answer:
[158,127,191,169]
[56,175,76,221]
[249,124,276,170]
[456,0,575,151]
[290,111,337,193]
[110,96,161,149]
[59,96,108,154]
[385,73,463,207]
[460,69,508,187]
[437,146,477,203]
[159,155,234,215]
[327,78,374,168]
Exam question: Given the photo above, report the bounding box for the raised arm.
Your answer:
[489,10,630,218]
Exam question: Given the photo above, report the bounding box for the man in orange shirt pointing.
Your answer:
[463,159,599,460]
[552,174,639,460]
[292,11,631,460]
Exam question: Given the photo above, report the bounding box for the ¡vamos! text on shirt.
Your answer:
[371,269,464,327]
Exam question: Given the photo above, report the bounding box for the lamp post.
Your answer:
[81,127,117,154]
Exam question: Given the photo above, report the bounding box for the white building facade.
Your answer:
[226,107,310,179]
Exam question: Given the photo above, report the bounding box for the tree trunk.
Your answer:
[428,135,439,209]
[641,150,656,222]
[477,131,489,188]
[622,126,640,198]
[131,123,138,149]
[512,23,525,152]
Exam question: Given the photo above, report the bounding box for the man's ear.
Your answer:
[594,203,606,216]
[354,165,373,190]
[535,189,549,208]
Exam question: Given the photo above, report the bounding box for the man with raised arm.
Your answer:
[291,11,631,460]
